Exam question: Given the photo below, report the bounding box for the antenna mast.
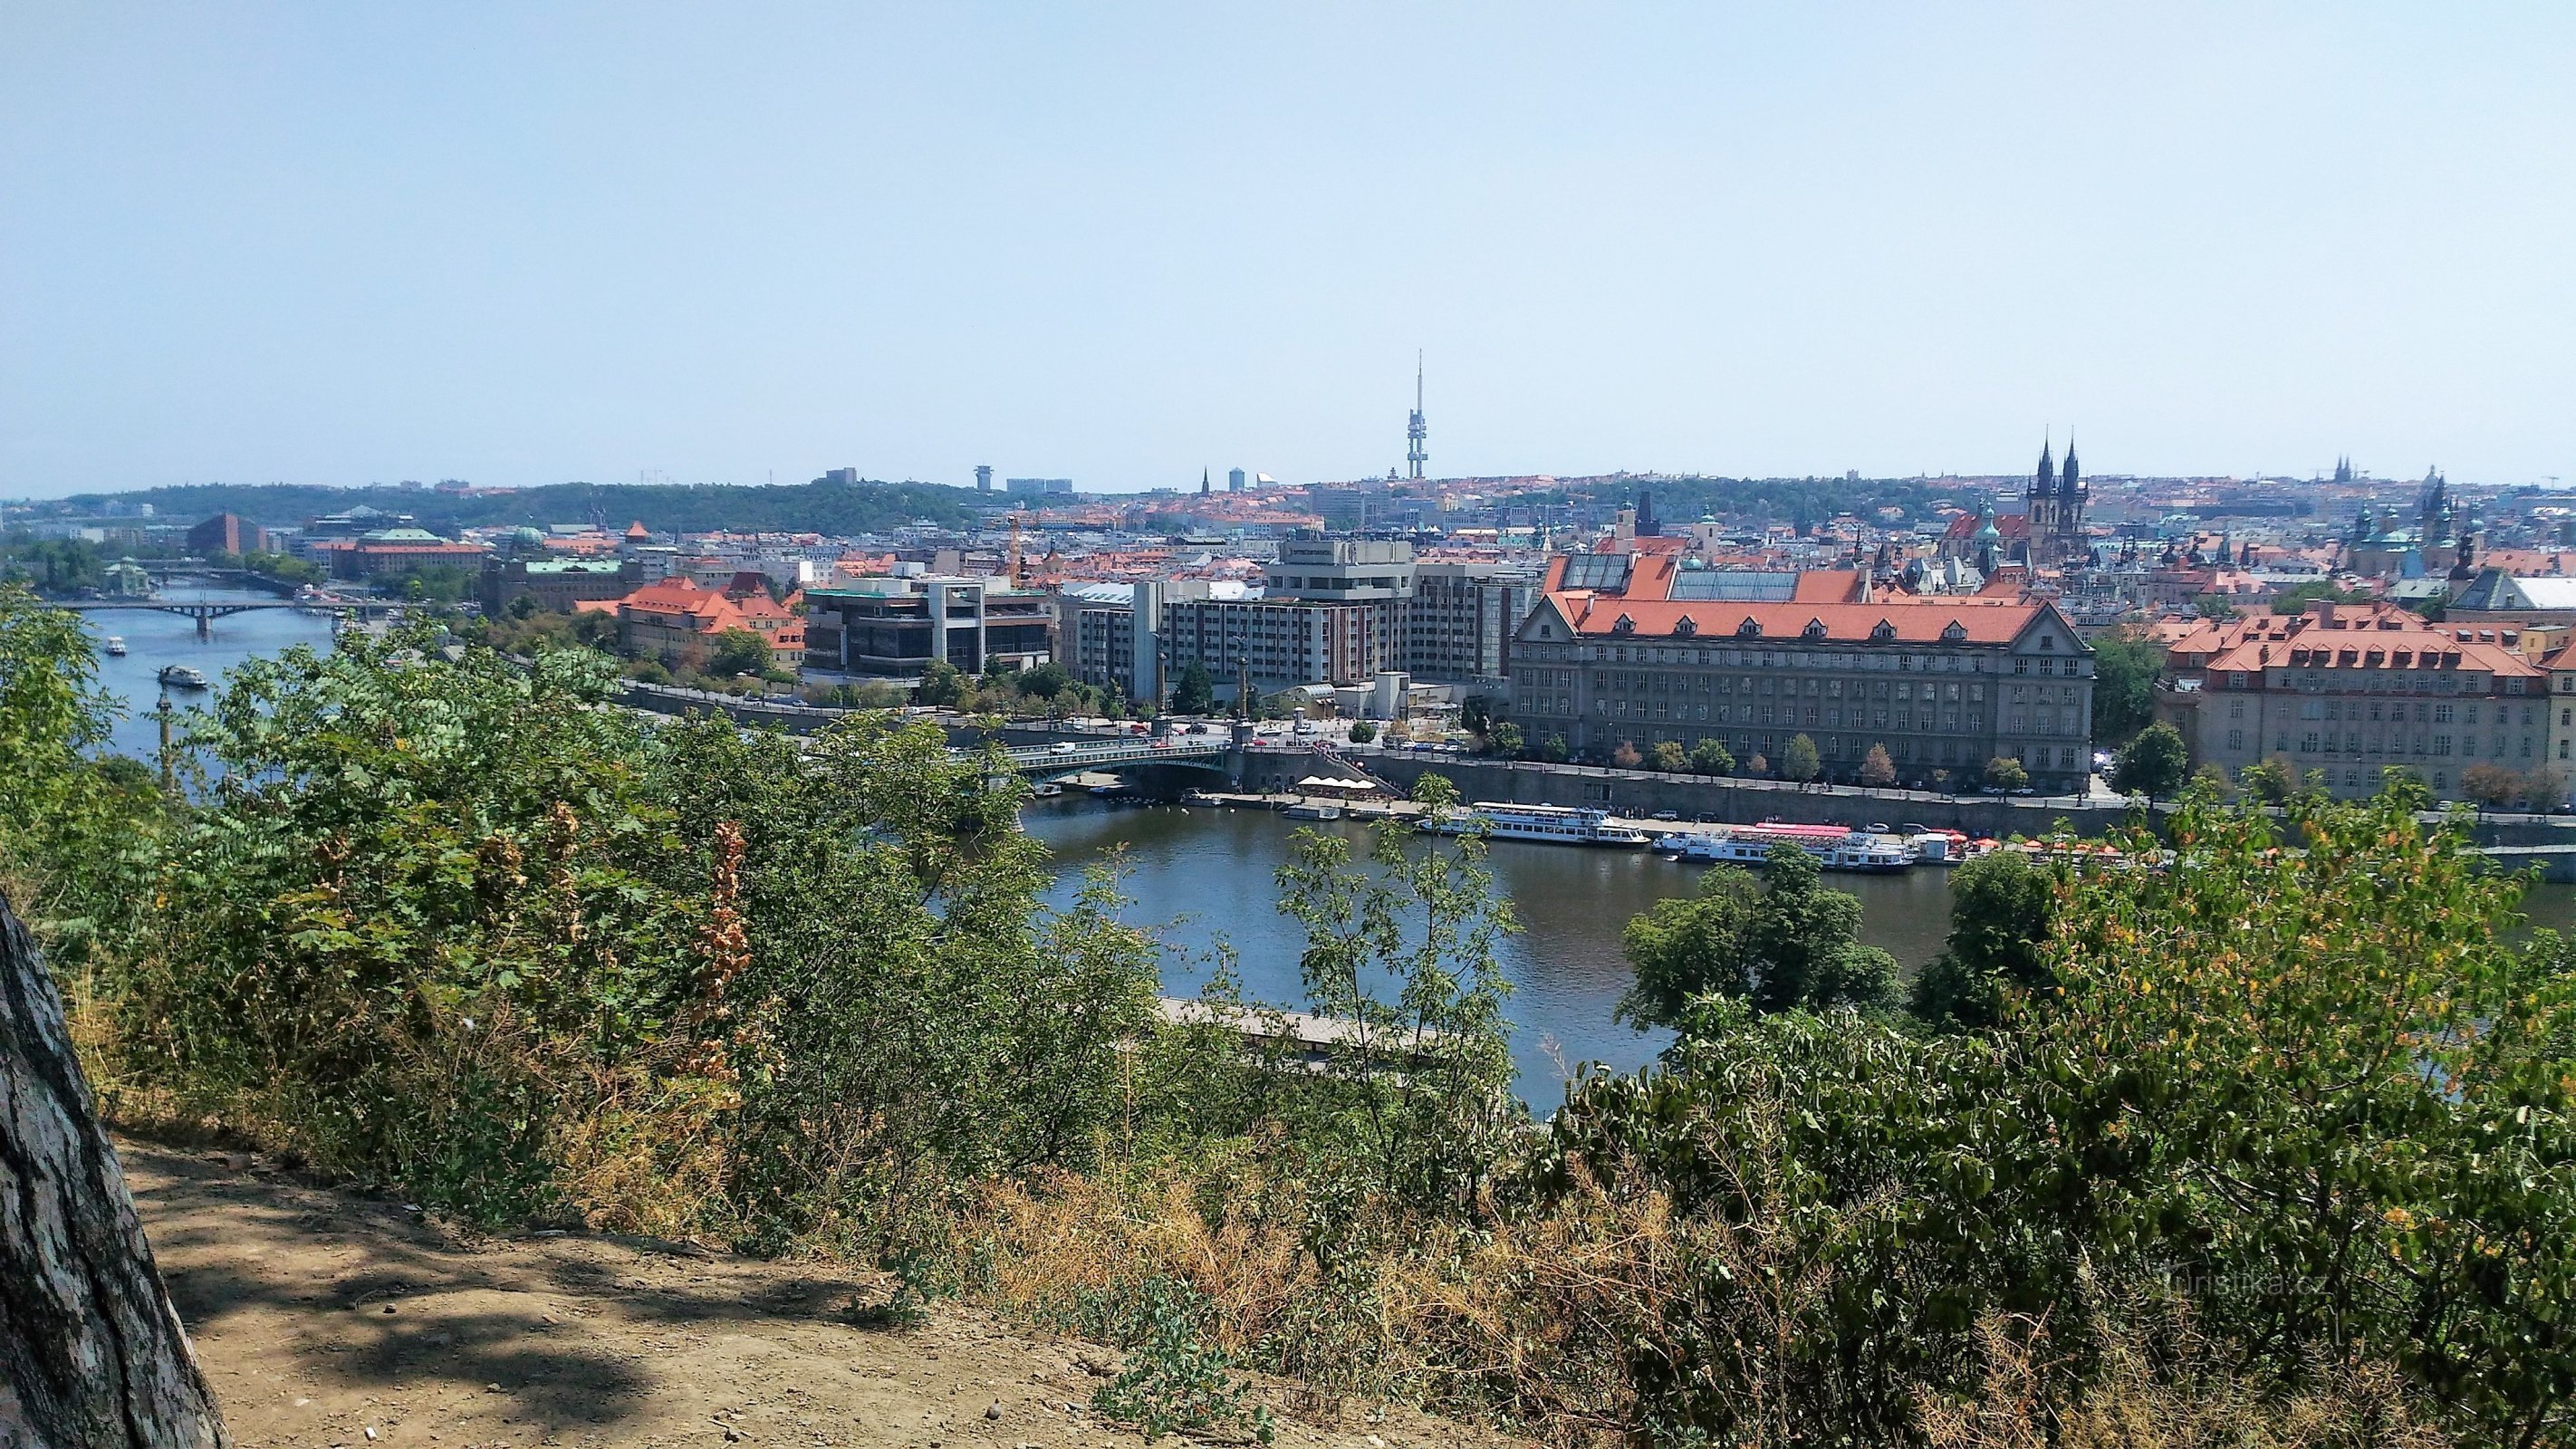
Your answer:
[1405,350,1427,481]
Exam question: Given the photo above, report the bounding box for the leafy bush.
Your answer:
[1089,1279,1276,1444]
[95,627,1158,1246]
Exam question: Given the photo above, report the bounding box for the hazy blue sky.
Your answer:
[5,3,2571,498]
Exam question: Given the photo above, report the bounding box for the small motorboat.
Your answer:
[103,635,128,656]
[157,664,209,689]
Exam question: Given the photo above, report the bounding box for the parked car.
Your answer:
[1048,741,1079,754]
[1650,810,1680,821]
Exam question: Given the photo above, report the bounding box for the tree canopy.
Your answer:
[2085,628,2162,744]
[2108,721,2188,799]
[1619,844,1899,1025]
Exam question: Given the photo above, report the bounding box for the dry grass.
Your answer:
[1918,1311,2443,1449]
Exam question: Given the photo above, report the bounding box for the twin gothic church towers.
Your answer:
[2023,433,2089,571]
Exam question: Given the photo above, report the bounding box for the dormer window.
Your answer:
[1736,618,1763,638]
[1802,619,1828,640]
[1673,615,1698,637]
[1870,619,1897,643]
[1941,621,1967,642]
[1610,614,1636,637]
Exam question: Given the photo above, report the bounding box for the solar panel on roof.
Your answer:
[1667,571,1802,601]
[1559,554,1634,591]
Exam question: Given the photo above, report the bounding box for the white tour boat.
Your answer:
[1422,801,1652,847]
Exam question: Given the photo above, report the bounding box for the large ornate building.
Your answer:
[1504,552,2097,790]
[2152,599,2545,801]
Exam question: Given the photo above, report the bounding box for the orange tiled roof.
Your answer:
[1540,595,2055,647]
[2185,601,2542,678]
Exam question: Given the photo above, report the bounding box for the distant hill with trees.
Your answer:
[48,475,982,535]
[1557,475,1968,531]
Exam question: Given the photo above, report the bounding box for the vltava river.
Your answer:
[1022,796,1963,1099]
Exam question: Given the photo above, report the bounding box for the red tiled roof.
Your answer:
[1942,512,2032,540]
[1542,595,2055,647]
[1793,569,1868,602]
[2186,601,2542,678]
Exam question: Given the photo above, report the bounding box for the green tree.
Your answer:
[1780,734,1821,784]
[0,583,161,964]
[0,536,107,593]
[2269,579,2371,614]
[1274,773,1521,1206]
[1014,660,1073,699]
[1458,696,1492,736]
[2034,791,2576,1444]
[708,627,773,679]
[1347,720,1378,744]
[1981,755,2028,792]
[1649,740,1687,772]
[1908,849,2061,1030]
[1858,743,1895,787]
[1171,661,1215,715]
[2108,721,2188,800]
[1485,722,1524,758]
[2191,593,2235,619]
[917,658,966,706]
[1536,731,1567,763]
[2242,754,2295,804]
[2086,628,2163,744]
[1619,845,1898,1026]
[1689,737,1735,775]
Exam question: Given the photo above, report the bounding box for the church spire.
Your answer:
[2061,432,2080,495]
[2033,430,2053,499]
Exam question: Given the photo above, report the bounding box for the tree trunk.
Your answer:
[0,894,228,1448]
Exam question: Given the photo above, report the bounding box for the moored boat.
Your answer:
[1422,801,1651,847]
[1656,820,1915,872]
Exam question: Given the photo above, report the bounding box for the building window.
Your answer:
[2227,729,2244,751]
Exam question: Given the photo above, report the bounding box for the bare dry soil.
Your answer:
[124,1138,1514,1449]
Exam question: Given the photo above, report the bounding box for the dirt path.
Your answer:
[124,1139,1515,1449]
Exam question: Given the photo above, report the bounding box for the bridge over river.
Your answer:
[988,735,1233,779]
[54,594,408,638]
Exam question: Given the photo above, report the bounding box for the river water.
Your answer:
[83,592,2576,1102]
[1021,796,1962,1096]
[84,587,340,763]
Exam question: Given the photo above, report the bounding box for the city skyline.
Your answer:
[5,3,2572,499]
